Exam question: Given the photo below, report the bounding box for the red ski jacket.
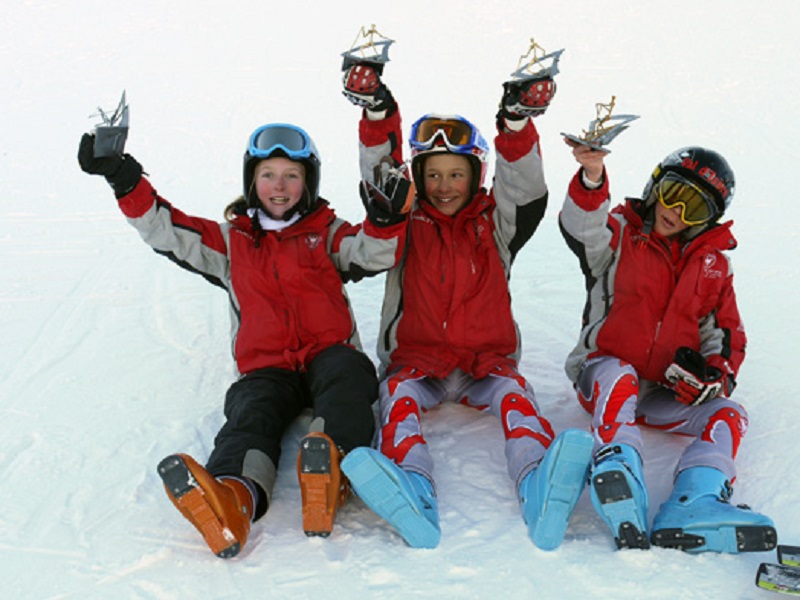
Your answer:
[357,109,549,379]
[117,178,406,375]
[559,169,746,385]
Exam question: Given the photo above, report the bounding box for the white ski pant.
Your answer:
[575,356,748,481]
[375,366,555,492]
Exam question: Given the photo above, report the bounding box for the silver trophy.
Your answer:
[562,96,639,153]
[341,24,394,74]
[508,38,564,83]
[91,91,129,157]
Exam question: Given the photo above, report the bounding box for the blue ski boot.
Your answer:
[650,466,777,553]
[590,444,650,549]
[519,428,594,550]
[341,448,440,548]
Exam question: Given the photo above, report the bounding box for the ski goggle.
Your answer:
[248,124,314,160]
[409,115,487,159]
[653,171,718,226]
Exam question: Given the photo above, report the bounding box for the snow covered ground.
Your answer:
[2,1,798,598]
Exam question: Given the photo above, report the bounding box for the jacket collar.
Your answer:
[233,198,335,238]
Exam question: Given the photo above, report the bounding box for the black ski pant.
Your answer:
[205,344,378,517]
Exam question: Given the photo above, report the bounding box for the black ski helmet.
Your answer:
[643,146,735,220]
[242,123,322,212]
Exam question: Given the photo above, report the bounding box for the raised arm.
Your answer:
[491,72,558,263]
[78,133,230,287]
[558,140,617,277]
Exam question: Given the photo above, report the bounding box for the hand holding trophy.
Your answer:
[562,96,638,153]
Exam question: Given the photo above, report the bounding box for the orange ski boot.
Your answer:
[297,432,348,537]
[157,454,253,558]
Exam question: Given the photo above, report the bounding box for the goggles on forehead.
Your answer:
[654,171,718,226]
[248,124,313,160]
[409,115,484,156]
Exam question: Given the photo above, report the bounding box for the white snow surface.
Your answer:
[2,1,798,598]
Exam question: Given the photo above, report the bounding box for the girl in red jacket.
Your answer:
[335,62,595,551]
[78,123,406,558]
[560,140,776,553]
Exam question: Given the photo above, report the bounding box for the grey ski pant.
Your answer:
[575,355,747,481]
[375,366,555,493]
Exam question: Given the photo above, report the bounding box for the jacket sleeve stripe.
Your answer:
[328,218,406,284]
[153,249,227,289]
[117,178,230,284]
[508,192,548,262]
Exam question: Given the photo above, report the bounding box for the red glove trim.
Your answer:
[568,169,609,212]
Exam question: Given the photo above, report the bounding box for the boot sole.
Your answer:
[592,469,650,550]
[298,436,338,537]
[157,455,242,558]
[527,430,593,550]
[651,524,778,553]
[342,450,440,549]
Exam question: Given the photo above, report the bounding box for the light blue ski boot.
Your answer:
[341,447,440,548]
[590,444,650,549]
[519,428,594,551]
[650,466,777,553]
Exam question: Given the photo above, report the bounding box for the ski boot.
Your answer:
[590,444,650,549]
[157,454,253,558]
[297,432,348,537]
[519,428,594,550]
[650,466,777,553]
[341,447,440,548]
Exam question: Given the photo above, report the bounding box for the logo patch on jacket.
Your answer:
[703,253,723,279]
[305,234,322,251]
[412,213,433,225]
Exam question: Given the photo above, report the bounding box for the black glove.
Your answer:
[360,171,413,227]
[342,63,396,113]
[664,347,734,406]
[499,75,556,120]
[78,133,143,197]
